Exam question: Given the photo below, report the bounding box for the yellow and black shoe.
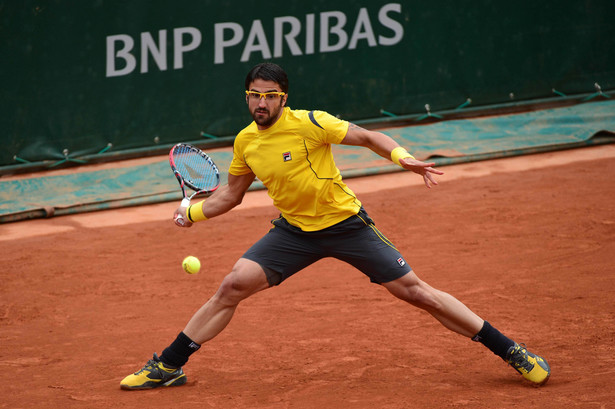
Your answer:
[506,343,551,386]
[120,353,187,390]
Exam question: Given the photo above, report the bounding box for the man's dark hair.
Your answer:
[244,62,289,93]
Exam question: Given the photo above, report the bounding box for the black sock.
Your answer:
[472,321,515,361]
[160,332,201,368]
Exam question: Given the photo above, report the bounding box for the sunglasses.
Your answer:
[245,91,286,101]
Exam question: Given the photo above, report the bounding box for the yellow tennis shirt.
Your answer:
[229,107,362,231]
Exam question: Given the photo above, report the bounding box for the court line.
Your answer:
[1,145,614,242]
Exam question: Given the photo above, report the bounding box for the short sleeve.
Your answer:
[308,110,349,144]
[228,137,253,176]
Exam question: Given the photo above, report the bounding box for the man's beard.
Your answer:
[252,103,282,127]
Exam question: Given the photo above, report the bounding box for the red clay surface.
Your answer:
[1,145,614,408]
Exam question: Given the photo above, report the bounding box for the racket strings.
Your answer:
[174,148,218,191]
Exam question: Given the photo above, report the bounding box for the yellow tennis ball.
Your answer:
[182,256,201,274]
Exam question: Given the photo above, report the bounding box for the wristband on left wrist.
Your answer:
[391,146,415,166]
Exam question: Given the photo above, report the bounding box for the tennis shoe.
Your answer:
[506,343,550,385]
[120,353,186,390]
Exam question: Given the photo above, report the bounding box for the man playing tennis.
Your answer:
[121,62,550,390]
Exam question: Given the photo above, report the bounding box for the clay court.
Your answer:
[1,145,614,408]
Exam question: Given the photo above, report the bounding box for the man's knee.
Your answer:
[384,272,441,310]
[216,259,269,304]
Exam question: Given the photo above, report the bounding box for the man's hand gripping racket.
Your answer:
[169,143,220,227]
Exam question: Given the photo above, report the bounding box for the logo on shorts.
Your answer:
[283,151,292,161]
[397,257,406,267]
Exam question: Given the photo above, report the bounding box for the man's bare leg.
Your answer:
[183,258,270,344]
[382,270,483,337]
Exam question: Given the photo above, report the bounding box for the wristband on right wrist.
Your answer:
[187,200,207,222]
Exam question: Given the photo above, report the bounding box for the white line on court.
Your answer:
[1,145,614,242]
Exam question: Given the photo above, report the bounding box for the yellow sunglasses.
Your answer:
[245,91,286,101]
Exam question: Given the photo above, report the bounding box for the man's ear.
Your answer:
[282,95,287,107]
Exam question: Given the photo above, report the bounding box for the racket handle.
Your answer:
[175,198,190,227]
[174,213,186,226]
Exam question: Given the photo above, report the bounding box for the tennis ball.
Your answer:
[182,256,201,274]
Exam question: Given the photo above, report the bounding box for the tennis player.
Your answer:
[121,62,550,390]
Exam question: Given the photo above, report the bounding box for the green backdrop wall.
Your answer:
[1,0,614,166]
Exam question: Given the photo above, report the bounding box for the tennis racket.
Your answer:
[169,143,220,226]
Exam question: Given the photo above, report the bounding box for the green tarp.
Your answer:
[1,100,614,223]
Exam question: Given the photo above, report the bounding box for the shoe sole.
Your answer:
[120,374,187,390]
[527,372,550,387]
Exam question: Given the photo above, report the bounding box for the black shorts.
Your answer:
[242,208,412,286]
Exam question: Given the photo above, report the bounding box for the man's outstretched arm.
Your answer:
[341,123,443,188]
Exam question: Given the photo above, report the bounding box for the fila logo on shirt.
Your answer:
[283,151,292,162]
[397,257,406,267]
